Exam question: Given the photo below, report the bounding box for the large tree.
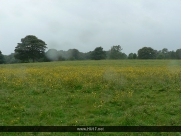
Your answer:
[138,47,156,59]
[156,54,164,59]
[133,53,137,59]
[169,51,176,59]
[0,51,5,64]
[91,47,106,60]
[128,53,134,59]
[71,49,80,60]
[109,45,123,59]
[161,48,169,59]
[176,49,181,59]
[14,35,47,62]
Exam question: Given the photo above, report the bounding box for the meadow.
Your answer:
[0,60,181,136]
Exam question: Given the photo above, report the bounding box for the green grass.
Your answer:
[0,60,181,136]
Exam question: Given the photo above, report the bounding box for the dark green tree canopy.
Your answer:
[138,47,156,59]
[133,53,137,59]
[91,47,106,60]
[156,53,164,59]
[128,53,137,59]
[109,45,123,59]
[176,49,181,59]
[0,51,5,64]
[161,48,170,59]
[169,51,176,59]
[14,35,47,62]
[71,49,80,60]
[128,53,134,59]
[155,49,176,59]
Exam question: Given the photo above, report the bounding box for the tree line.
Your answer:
[0,35,181,64]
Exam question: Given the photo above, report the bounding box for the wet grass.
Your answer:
[0,60,181,136]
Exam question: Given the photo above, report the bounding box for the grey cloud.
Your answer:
[0,0,181,55]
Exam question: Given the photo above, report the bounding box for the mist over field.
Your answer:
[1,1,181,135]
[1,60,181,135]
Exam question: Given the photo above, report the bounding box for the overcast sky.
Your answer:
[1,0,181,55]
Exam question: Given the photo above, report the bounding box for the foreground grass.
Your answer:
[0,60,181,135]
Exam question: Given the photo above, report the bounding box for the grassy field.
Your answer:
[1,60,181,136]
